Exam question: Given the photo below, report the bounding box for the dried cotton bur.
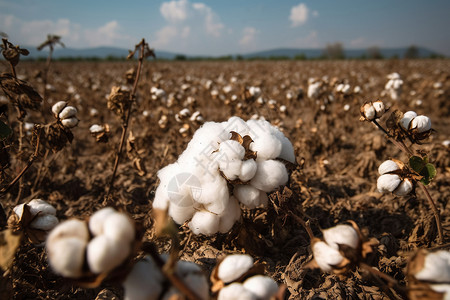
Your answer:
[210,253,284,300]
[153,116,296,235]
[8,199,58,244]
[46,207,137,284]
[407,249,450,300]
[89,123,110,143]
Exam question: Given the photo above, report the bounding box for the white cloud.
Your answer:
[153,25,179,47]
[192,2,224,37]
[239,27,259,46]
[160,0,189,23]
[0,13,133,48]
[290,3,309,27]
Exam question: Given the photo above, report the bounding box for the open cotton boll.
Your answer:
[188,211,220,235]
[415,250,450,283]
[400,111,417,130]
[61,117,79,128]
[87,235,131,274]
[394,179,413,196]
[362,103,376,121]
[218,283,257,300]
[27,199,57,216]
[59,106,77,119]
[239,159,257,182]
[52,101,68,117]
[243,275,279,300]
[250,160,289,193]
[377,174,401,193]
[373,101,385,118]
[378,160,400,175]
[123,257,164,300]
[103,212,135,243]
[312,241,345,272]
[89,207,117,236]
[47,237,87,278]
[218,196,241,233]
[322,224,360,251]
[411,115,431,133]
[234,185,264,209]
[218,254,254,283]
[30,214,59,231]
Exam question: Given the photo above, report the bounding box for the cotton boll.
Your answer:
[188,211,220,235]
[47,237,87,278]
[250,160,288,193]
[373,101,385,118]
[59,106,77,119]
[89,207,117,236]
[218,254,254,283]
[30,214,59,231]
[400,111,417,130]
[169,203,195,225]
[218,283,257,300]
[239,159,257,182]
[377,174,401,193]
[61,117,79,128]
[13,203,25,218]
[378,160,400,175]
[89,124,104,133]
[394,179,413,196]
[52,101,67,117]
[27,199,57,216]
[123,257,164,300]
[243,275,279,300]
[218,196,241,233]
[411,115,431,133]
[234,185,263,209]
[322,224,360,251]
[175,272,209,300]
[312,241,345,272]
[103,213,135,243]
[362,103,376,121]
[87,235,131,274]
[47,219,89,245]
[414,250,450,283]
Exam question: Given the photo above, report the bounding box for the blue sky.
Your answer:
[1,0,449,56]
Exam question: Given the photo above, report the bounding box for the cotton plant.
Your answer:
[153,116,296,236]
[8,199,59,244]
[407,249,450,300]
[210,254,282,300]
[384,72,403,101]
[360,100,442,244]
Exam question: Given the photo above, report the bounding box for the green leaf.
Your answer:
[409,156,426,173]
[0,120,12,139]
[409,156,436,185]
[420,163,437,185]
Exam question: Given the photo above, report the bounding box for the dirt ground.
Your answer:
[1,59,449,299]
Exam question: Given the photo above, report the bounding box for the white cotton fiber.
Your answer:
[47,219,89,245]
[239,159,257,182]
[225,116,250,136]
[250,160,289,192]
[218,196,241,233]
[89,207,117,236]
[152,185,170,210]
[234,185,263,209]
[218,254,254,283]
[377,174,401,193]
[168,203,196,225]
[123,257,164,300]
[103,212,135,243]
[47,237,87,278]
[30,214,59,231]
[27,199,57,216]
[218,283,257,300]
[87,235,131,274]
[188,211,220,236]
[243,275,279,300]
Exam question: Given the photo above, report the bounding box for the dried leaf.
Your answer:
[0,229,22,270]
[0,73,42,110]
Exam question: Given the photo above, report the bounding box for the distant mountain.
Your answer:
[22,45,442,60]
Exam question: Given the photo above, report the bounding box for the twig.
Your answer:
[287,210,315,240]
[106,39,146,198]
[372,120,413,156]
[359,262,407,299]
[418,183,443,244]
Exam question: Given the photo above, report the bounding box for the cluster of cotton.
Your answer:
[409,249,450,299]
[385,72,403,101]
[247,86,262,99]
[210,254,279,300]
[153,116,295,235]
[335,83,351,95]
[360,100,386,121]
[46,207,135,278]
[307,78,322,99]
[311,224,360,273]
[400,111,432,134]
[12,199,59,243]
[150,86,167,102]
[377,160,413,196]
[52,101,79,128]
[123,256,209,300]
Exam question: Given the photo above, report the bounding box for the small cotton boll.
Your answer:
[414,250,450,283]
[378,160,400,175]
[243,275,279,300]
[373,101,385,118]
[322,224,360,251]
[61,117,79,128]
[59,106,77,119]
[443,140,450,148]
[250,160,288,193]
[89,124,105,134]
[377,174,401,193]
[363,103,376,121]
[103,212,135,243]
[218,196,241,233]
[353,86,361,94]
[279,105,287,113]
[394,178,413,196]
[123,257,164,300]
[89,207,117,236]
[218,254,254,283]
[400,111,417,130]
[87,235,131,274]
[239,159,257,182]
[52,101,67,117]
[30,214,59,231]
[188,211,220,235]
[218,283,257,300]
[411,115,431,133]
[89,108,99,117]
[344,104,350,111]
[47,237,87,278]
[234,185,262,209]
[248,86,261,97]
[312,241,345,272]
[47,219,89,245]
